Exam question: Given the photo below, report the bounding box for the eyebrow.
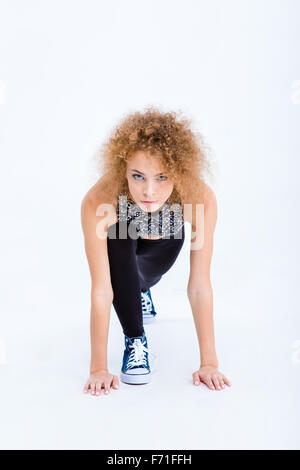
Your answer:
[131,169,165,176]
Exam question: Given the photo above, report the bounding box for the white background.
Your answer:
[0,0,299,450]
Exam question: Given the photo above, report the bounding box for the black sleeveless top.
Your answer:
[117,193,185,240]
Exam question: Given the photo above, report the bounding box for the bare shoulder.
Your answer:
[182,181,217,225]
[81,173,118,228]
[82,173,116,207]
[203,182,217,214]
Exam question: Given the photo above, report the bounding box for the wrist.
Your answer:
[200,357,219,368]
[200,361,218,368]
[90,357,108,372]
[90,368,108,374]
[90,360,108,374]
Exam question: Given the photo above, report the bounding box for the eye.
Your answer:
[158,175,167,181]
[132,174,144,180]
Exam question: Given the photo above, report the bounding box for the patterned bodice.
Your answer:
[117,193,185,239]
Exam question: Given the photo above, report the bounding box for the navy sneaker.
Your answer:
[120,331,151,384]
[141,289,157,324]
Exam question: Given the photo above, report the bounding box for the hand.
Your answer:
[83,370,119,396]
[193,365,231,391]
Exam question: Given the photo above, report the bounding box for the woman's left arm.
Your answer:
[187,185,231,391]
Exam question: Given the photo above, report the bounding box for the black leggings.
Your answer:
[107,222,185,338]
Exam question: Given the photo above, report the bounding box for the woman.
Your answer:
[81,107,231,396]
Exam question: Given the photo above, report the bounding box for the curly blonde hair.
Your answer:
[93,106,214,208]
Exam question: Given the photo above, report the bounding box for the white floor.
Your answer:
[0,270,299,450]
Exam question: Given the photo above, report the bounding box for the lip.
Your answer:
[141,200,157,204]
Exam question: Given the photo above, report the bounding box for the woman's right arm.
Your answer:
[80,193,118,394]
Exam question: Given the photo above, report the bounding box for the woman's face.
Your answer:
[126,150,174,212]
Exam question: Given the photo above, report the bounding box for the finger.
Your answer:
[104,382,110,395]
[205,376,215,390]
[193,372,200,386]
[219,377,225,389]
[211,374,221,390]
[90,382,96,395]
[83,382,90,393]
[222,375,232,386]
[95,382,102,396]
[112,375,119,390]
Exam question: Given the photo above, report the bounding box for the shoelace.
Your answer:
[126,338,158,372]
[127,339,150,369]
[141,291,153,313]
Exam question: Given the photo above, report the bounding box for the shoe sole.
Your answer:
[120,371,151,384]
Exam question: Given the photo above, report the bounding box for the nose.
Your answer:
[142,181,156,200]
